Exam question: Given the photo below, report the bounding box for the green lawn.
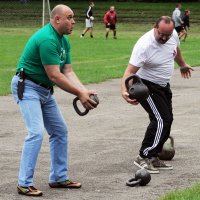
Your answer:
[158,182,200,200]
[1,23,200,95]
[1,1,200,95]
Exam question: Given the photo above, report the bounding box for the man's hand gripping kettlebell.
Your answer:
[73,90,99,116]
[122,74,149,105]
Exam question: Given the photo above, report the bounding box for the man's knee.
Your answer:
[27,128,44,142]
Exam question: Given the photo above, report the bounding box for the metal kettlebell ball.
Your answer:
[158,136,175,160]
[126,168,151,187]
[73,94,99,116]
[125,74,149,101]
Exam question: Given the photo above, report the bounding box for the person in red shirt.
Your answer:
[103,6,117,39]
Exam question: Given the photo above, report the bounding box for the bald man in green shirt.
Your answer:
[12,4,98,196]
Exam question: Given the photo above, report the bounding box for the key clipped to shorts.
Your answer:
[73,94,99,116]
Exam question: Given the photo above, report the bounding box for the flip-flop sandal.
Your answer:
[49,180,82,189]
[17,185,43,196]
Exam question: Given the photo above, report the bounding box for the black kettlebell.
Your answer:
[126,168,151,187]
[73,94,99,116]
[158,136,175,161]
[125,74,149,101]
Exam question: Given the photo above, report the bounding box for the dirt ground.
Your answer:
[1,67,200,200]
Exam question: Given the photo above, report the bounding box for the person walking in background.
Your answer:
[103,6,117,39]
[121,16,193,174]
[81,1,95,38]
[172,3,186,40]
[181,9,191,42]
[11,4,98,196]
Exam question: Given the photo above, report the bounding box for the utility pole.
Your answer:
[42,0,51,27]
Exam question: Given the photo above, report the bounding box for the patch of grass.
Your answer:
[0,28,37,95]
[158,182,200,200]
[0,22,200,95]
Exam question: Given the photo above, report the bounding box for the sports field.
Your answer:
[0,1,200,95]
[0,1,200,199]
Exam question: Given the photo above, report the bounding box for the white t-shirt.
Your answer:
[129,29,180,86]
[172,8,182,27]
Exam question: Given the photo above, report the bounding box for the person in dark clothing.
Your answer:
[81,1,95,38]
[181,10,191,42]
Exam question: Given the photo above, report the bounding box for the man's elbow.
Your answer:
[48,72,62,83]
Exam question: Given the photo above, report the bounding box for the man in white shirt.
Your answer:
[172,3,186,39]
[121,16,193,174]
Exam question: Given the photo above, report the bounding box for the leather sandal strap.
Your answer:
[17,186,43,196]
[17,186,30,194]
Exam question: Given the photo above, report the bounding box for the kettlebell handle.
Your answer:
[73,94,99,116]
[125,74,142,90]
[73,97,89,116]
[168,136,174,148]
[126,178,141,187]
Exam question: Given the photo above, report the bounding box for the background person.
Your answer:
[172,3,186,40]
[81,1,95,38]
[11,4,98,197]
[103,6,117,39]
[181,9,191,42]
[121,16,193,174]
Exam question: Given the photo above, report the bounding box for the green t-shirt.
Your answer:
[16,23,71,87]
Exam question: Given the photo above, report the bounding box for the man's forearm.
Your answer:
[44,65,84,96]
[174,47,186,67]
[65,71,86,91]
[52,73,84,96]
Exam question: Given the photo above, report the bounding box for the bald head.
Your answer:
[50,4,72,21]
[110,6,115,11]
[50,4,75,35]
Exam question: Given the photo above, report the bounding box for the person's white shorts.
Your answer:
[85,18,93,28]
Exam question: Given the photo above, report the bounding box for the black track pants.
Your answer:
[139,79,173,158]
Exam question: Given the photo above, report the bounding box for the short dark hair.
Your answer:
[185,9,190,15]
[176,3,181,8]
[155,16,175,28]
